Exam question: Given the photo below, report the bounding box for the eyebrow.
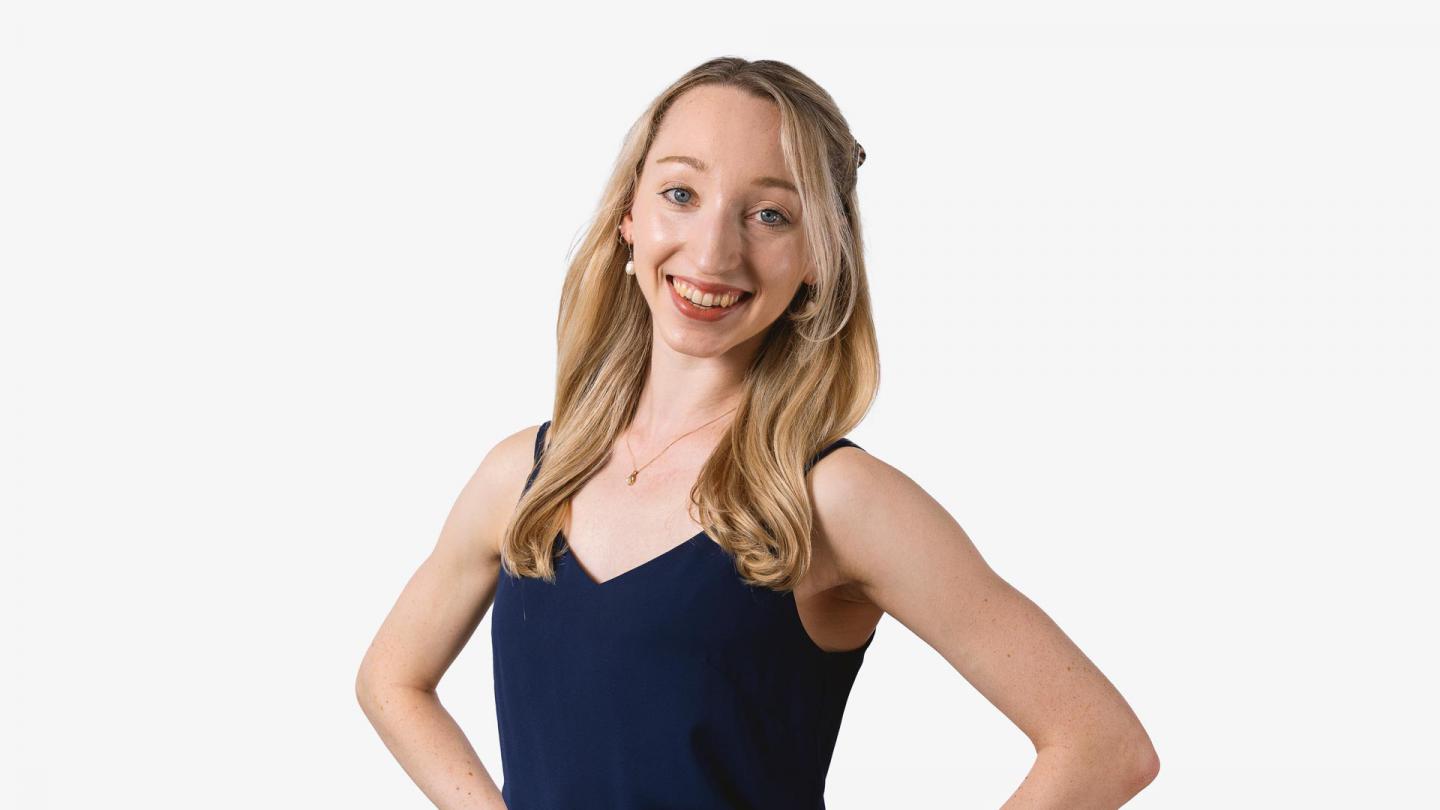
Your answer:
[654,155,799,195]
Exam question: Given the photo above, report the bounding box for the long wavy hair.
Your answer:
[501,56,880,591]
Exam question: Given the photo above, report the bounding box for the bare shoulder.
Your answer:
[423,421,546,576]
[808,443,998,611]
[455,422,546,561]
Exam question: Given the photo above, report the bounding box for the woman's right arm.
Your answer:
[354,424,542,810]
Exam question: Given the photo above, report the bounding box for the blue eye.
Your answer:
[659,186,791,230]
[757,209,788,227]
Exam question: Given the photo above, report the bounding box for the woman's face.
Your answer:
[621,84,815,360]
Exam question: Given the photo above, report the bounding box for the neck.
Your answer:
[628,335,756,443]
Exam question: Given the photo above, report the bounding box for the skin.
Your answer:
[621,85,815,372]
[355,84,1159,809]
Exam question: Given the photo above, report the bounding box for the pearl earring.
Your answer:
[624,241,635,275]
[795,281,819,316]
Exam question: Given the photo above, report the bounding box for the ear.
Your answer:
[619,211,633,244]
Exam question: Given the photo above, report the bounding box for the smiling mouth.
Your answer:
[666,275,754,309]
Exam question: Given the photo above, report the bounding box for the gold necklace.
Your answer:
[622,407,737,486]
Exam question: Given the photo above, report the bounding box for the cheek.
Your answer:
[634,205,683,243]
[753,253,805,292]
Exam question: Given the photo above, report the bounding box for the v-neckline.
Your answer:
[557,528,709,588]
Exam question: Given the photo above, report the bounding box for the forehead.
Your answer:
[649,85,788,174]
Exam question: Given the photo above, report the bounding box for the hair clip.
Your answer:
[854,140,866,169]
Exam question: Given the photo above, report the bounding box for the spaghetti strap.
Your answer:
[805,435,864,474]
[520,420,551,498]
[533,420,550,463]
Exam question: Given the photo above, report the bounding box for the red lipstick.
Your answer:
[666,274,752,322]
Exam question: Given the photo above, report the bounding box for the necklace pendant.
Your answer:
[626,471,638,486]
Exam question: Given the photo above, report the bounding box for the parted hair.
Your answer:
[501,55,879,591]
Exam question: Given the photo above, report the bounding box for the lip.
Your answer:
[666,274,752,322]
[667,274,752,297]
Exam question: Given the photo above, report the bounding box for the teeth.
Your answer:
[673,278,744,308]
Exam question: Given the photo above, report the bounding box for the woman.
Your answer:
[356,56,1159,809]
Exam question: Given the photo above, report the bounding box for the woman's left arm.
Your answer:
[811,449,1161,808]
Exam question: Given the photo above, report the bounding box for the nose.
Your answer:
[687,200,744,278]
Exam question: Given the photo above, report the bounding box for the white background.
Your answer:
[3,3,1437,808]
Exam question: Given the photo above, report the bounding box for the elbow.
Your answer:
[355,667,374,709]
[1131,746,1160,792]
[1037,724,1160,801]
[1065,728,1159,798]
[1119,733,1161,796]
[355,662,388,710]
[355,665,433,710]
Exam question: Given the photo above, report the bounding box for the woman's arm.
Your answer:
[355,424,540,810]
[811,448,1160,808]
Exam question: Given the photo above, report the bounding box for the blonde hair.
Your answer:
[502,56,879,591]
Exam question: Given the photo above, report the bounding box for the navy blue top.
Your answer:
[491,420,876,809]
